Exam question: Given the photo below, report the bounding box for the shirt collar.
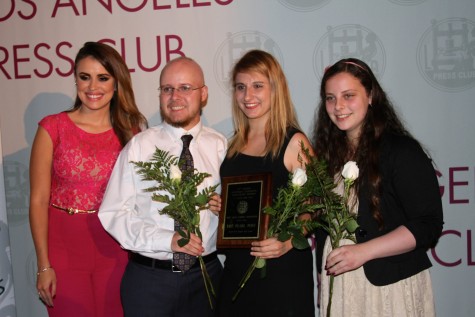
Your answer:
[163,120,202,142]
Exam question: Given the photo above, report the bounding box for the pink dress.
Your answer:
[40,112,128,317]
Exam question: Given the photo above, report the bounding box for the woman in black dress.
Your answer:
[217,49,315,317]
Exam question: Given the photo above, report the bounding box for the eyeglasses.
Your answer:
[157,84,205,96]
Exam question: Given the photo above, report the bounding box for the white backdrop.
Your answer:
[1,1,474,316]
[0,130,16,317]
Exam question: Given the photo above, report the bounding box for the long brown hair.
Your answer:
[227,49,301,158]
[312,58,415,229]
[72,42,147,146]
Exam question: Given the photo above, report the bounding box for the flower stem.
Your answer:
[198,256,215,309]
[326,274,334,317]
[232,256,260,302]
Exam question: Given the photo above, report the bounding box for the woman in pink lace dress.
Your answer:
[29,42,147,317]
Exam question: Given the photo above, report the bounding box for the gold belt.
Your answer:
[51,204,97,215]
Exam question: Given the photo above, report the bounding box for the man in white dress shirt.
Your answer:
[99,57,227,317]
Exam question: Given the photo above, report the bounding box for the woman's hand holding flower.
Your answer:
[325,243,367,276]
[208,193,221,216]
[250,237,293,259]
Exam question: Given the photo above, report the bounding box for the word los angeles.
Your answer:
[1,0,233,21]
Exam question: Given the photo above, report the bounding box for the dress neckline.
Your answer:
[63,111,114,136]
[237,151,267,159]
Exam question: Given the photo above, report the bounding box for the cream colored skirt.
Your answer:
[320,238,436,317]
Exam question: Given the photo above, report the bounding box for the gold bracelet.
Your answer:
[37,266,53,275]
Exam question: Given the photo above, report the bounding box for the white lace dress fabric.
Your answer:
[319,180,436,317]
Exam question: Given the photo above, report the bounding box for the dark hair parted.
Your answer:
[312,58,414,229]
[72,42,147,146]
[227,49,301,158]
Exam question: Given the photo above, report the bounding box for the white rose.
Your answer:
[170,164,182,181]
[342,161,359,181]
[291,167,307,187]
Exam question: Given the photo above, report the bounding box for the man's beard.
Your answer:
[160,105,193,129]
[164,117,193,128]
[160,101,203,128]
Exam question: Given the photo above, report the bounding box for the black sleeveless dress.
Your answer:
[217,129,315,317]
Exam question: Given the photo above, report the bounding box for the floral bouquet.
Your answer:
[131,147,218,309]
[232,158,322,301]
[303,147,359,317]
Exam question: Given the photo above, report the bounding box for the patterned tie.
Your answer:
[173,134,197,271]
[179,135,194,174]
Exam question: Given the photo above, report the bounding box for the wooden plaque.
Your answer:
[217,173,272,248]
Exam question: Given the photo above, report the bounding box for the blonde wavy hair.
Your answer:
[227,50,301,158]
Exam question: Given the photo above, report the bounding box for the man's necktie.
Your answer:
[173,134,197,271]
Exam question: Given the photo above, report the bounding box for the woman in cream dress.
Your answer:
[313,58,443,317]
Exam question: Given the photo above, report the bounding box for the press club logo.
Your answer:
[313,24,386,80]
[4,160,30,226]
[417,18,475,92]
[213,31,284,94]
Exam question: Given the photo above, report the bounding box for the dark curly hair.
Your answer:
[312,58,415,229]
